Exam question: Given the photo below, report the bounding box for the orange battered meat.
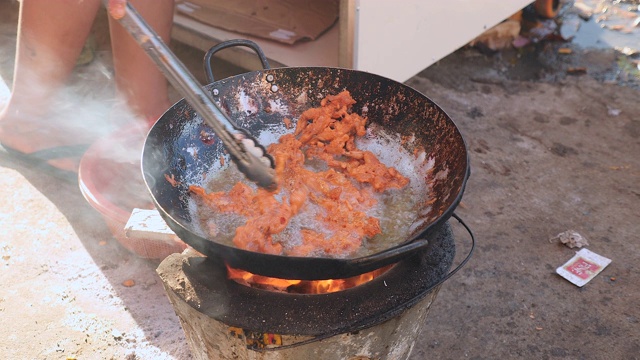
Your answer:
[189,91,409,257]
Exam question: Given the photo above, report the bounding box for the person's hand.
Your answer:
[108,0,126,20]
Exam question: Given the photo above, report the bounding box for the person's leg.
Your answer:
[0,0,101,170]
[108,0,175,126]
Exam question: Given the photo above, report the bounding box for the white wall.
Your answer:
[353,0,533,82]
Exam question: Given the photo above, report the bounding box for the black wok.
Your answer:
[142,41,470,280]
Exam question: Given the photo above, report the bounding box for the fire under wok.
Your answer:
[142,42,470,280]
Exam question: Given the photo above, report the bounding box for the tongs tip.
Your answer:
[236,155,278,191]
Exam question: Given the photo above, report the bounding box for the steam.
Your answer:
[0,23,16,108]
[2,14,151,136]
[1,23,155,217]
[0,27,148,161]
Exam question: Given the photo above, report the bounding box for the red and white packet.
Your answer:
[556,249,612,287]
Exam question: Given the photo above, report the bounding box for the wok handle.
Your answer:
[353,237,432,269]
[433,212,475,287]
[354,213,475,273]
[204,39,271,83]
[258,213,476,352]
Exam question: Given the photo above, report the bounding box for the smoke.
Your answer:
[3,47,142,139]
[0,19,154,219]
[0,22,16,108]
[0,20,150,155]
[60,55,143,141]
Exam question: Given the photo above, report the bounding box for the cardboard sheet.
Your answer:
[176,0,339,44]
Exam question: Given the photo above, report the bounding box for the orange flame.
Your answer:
[226,264,393,294]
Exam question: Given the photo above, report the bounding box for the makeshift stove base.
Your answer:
[156,223,456,360]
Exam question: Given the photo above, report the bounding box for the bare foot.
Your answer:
[0,101,96,172]
[1,89,172,173]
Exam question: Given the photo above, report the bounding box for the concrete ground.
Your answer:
[1,1,639,359]
[408,49,640,359]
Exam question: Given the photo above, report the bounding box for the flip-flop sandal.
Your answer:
[0,143,90,183]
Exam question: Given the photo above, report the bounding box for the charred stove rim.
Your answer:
[158,222,456,337]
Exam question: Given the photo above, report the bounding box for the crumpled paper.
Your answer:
[551,230,589,248]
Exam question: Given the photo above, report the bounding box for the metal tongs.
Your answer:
[111,2,277,190]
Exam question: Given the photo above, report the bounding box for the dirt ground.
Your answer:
[408,49,640,359]
[1,1,639,359]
